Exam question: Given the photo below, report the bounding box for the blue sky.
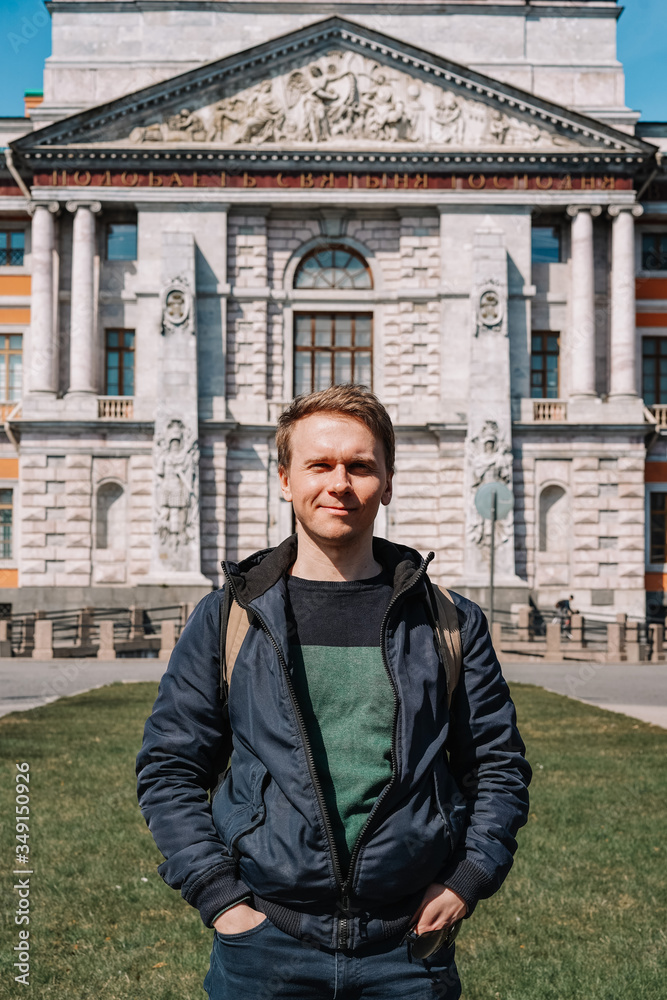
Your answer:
[0,0,665,120]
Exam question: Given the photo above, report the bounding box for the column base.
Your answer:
[63,391,98,419]
[568,394,645,425]
[21,392,62,421]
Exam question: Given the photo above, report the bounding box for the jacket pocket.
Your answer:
[218,758,270,854]
[432,766,467,854]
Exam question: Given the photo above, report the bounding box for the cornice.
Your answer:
[10,419,156,433]
[30,187,642,209]
[512,422,649,435]
[22,147,651,173]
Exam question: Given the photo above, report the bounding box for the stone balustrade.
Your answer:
[98,396,134,419]
[649,404,667,429]
[533,400,567,422]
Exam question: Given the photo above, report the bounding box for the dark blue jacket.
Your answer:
[136,535,531,952]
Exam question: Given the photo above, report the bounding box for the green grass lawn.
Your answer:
[1,681,665,1000]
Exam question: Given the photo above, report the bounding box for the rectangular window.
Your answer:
[531,226,561,264]
[0,231,25,267]
[530,332,559,398]
[642,233,667,271]
[642,337,667,406]
[106,222,137,261]
[0,489,12,559]
[294,313,372,395]
[650,492,667,564]
[0,334,22,401]
[105,329,135,396]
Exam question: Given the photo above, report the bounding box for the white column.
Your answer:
[609,204,643,399]
[67,201,100,394]
[567,205,601,399]
[29,203,58,394]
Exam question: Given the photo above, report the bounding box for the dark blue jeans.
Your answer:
[203,916,462,999]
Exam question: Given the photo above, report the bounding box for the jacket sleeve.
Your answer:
[135,589,252,926]
[436,598,531,915]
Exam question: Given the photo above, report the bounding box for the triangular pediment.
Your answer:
[13,17,654,162]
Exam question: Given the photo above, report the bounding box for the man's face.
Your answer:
[279,412,393,546]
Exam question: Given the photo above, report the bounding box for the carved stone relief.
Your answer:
[161,276,194,337]
[154,415,200,556]
[466,420,513,548]
[476,285,504,334]
[125,49,576,150]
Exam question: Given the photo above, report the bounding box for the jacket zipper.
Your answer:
[221,565,346,920]
[222,554,433,951]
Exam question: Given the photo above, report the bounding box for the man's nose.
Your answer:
[329,464,352,492]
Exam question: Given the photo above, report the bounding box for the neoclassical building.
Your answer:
[0,0,666,617]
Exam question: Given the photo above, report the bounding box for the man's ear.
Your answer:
[278,464,293,503]
[381,471,393,507]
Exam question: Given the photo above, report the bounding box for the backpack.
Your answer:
[218,578,463,708]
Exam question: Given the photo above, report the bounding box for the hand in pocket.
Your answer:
[213,902,266,935]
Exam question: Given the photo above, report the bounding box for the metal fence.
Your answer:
[478,603,658,662]
[1,603,194,658]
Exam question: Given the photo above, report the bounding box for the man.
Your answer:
[554,594,576,637]
[136,384,531,999]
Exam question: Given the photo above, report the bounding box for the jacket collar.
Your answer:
[222,534,432,607]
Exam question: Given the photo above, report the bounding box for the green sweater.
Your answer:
[286,569,395,877]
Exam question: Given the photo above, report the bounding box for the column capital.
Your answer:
[566,205,603,218]
[608,204,644,218]
[27,200,60,218]
[65,200,102,214]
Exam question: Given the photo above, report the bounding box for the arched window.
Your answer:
[539,485,569,552]
[96,482,125,550]
[294,246,373,290]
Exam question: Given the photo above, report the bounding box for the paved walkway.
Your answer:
[0,656,167,718]
[1,656,666,730]
[502,660,667,729]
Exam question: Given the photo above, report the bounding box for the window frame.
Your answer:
[294,245,373,291]
[293,312,374,394]
[104,328,135,397]
[531,225,562,265]
[0,487,13,561]
[641,335,667,406]
[641,232,667,273]
[530,330,560,399]
[646,482,667,571]
[105,221,138,262]
[0,229,26,268]
[637,225,667,278]
[0,334,23,403]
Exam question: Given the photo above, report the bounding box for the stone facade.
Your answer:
[0,1,664,618]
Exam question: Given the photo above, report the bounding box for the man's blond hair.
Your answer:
[276,384,395,474]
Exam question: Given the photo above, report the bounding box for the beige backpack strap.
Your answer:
[223,601,252,693]
[432,585,463,707]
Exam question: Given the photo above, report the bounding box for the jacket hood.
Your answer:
[221,534,432,607]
